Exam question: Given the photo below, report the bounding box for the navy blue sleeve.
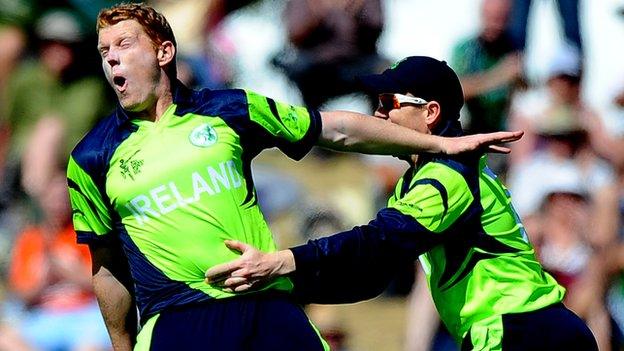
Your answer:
[289,208,444,304]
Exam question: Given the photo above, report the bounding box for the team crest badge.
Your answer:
[189,123,218,147]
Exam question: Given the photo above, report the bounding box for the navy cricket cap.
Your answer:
[359,56,464,120]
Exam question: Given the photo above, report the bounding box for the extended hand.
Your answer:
[442,130,524,155]
[204,240,295,292]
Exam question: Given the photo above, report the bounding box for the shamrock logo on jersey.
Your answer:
[189,123,218,147]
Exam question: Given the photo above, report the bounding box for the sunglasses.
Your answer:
[378,93,428,111]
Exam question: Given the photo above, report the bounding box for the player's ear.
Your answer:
[157,41,175,68]
[425,101,442,128]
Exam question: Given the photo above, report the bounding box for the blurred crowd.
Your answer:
[0,0,623,350]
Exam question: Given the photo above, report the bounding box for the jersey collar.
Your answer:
[114,79,199,124]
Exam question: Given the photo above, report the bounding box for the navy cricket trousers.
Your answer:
[146,294,326,351]
[461,303,598,350]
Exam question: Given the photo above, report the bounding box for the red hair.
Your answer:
[97,3,177,77]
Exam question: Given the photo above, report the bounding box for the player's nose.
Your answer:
[106,50,120,67]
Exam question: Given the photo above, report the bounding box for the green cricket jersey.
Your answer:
[391,156,565,342]
[290,155,565,346]
[67,81,321,320]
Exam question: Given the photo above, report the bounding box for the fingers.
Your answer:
[205,240,271,293]
[215,276,255,293]
[484,130,524,144]
[500,130,524,143]
[205,262,238,283]
[205,240,251,283]
[481,130,523,154]
[207,266,253,286]
[446,130,524,155]
[234,283,253,292]
[486,145,511,154]
[224,239,251,253]
[223,276,251,288]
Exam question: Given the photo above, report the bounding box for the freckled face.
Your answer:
[98,20,161,112]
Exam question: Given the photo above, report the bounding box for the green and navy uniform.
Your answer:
[67,81,328,350]
[290,154,597,350]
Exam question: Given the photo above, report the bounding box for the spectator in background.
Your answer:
[151,0,236,89]
[0,0,35,90]
[595,7,624,167]
[531,167,616,351]
[506,44,621,348]
[586,88,624,351]
[300,212,351,351]
[0,23,28,101]
[7,173,110,351]
[509,0,583,53]
[306,305,351,351]
[272,0,388,110]
[600,161,624,351]
[451,0,523,135]
[0,0,36,227]
[507,44,614,223]
[1,9,109,201]
[0,26,26,188]
[533,167,592,286]
[404,266,455,351]
[0,326,31,351]
[451,0,523,176]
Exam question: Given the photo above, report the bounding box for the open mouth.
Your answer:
[113,76,127,92]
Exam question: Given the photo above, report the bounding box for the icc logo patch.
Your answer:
[119,150,144,181]
[189,123,218,148]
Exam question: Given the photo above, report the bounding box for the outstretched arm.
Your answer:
[318,111,523,155]
[206,208,442,303]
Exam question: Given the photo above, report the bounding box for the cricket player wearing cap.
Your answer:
[206,56,598,350]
